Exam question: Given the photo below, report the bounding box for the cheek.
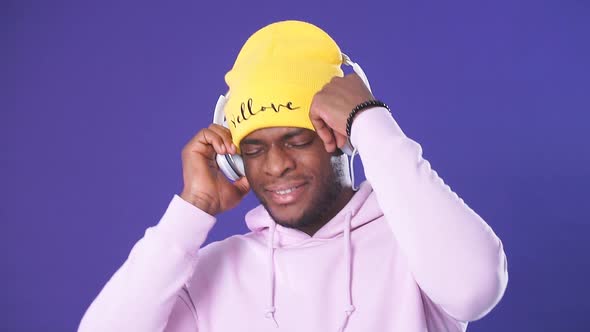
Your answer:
[243,157,273,192]
[243,159,260,182]
[303,146,333,169]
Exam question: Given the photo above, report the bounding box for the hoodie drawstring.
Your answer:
[265,222,279,328]
[338,212,356,332]
[349,147,359,191]
[264,212,356,331]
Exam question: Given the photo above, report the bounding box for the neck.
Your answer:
[297,186,355,236]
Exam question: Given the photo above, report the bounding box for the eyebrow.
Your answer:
[240,138,265,146]
[282,128,307,140]
[241,128,308,146]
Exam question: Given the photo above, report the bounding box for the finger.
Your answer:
[309,114,331,138]
[323,129,338,153]
[318,127,337,153]
[335,131,348,149]
[309,106,332,144]
[233,176,250,196]
[208,124,236,154]
[309,91,325,122]
[310,115,337,153]
[197,129,227,155]
[182,131,212,160]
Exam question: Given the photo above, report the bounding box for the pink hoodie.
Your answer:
[79,108,508,331]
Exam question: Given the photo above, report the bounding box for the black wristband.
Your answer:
[346,100,390,138]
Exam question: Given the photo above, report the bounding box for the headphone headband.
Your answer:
[342,53,372,92]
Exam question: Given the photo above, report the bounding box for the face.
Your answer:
[240,127,352,234]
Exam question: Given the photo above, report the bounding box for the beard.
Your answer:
[252,157,347,231]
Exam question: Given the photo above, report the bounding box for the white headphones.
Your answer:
[213,53,372,181]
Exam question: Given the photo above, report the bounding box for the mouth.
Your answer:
[265,182,308,206]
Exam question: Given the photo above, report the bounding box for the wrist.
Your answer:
[346,100,390,139]
[179,190,217,216]
[350,106,405,149]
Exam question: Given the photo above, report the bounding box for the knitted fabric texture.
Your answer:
[223,20,344,148]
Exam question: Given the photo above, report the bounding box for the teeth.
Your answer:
[275,187,296,195]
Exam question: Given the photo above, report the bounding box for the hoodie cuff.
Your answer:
[154,194,217,254]
[350,106,407,151]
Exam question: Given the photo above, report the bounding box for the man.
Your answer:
[79,20,508,331]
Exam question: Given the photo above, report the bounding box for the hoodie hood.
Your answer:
[245,181,382,246]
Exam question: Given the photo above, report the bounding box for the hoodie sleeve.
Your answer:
[78,195,215,332]
[350,107,508,322]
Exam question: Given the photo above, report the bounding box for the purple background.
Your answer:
[2,1,589,331]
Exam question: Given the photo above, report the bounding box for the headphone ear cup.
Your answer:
[213,93,246,181]
[232,154,245,177]
[340,140,354,156]
[216,154,241,181]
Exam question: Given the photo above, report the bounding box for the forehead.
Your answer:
[241,127,315,143]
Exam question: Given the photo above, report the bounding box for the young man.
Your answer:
[79,21,508,331]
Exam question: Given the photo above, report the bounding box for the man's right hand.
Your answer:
[179,124,250,216]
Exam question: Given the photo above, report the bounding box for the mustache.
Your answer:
[258,176,311,189]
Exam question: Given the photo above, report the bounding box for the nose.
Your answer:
[263,144,295,177]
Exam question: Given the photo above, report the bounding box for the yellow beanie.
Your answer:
[223,20,344,148]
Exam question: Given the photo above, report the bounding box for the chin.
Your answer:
[266,204,307,227]
[252,180,339,231]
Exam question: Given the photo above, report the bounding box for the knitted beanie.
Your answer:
[223,20,344,148]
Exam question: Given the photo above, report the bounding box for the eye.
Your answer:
[241,146,263,157]
[285,140,312,149]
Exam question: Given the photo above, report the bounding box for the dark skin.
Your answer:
[180,73,373,235]
[240,127,353,236]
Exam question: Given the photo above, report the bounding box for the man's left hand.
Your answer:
[309,73,373,153]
